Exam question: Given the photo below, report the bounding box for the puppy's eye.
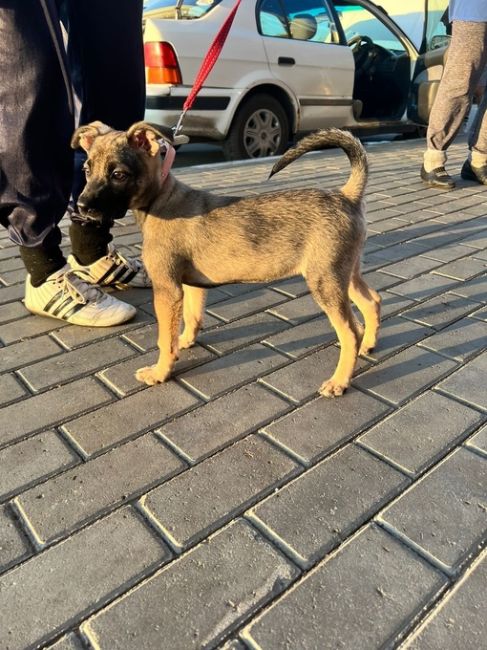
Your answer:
[111,170,128,181]
[83,166,91,178]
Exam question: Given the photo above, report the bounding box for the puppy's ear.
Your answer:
[127,121,173,156]
[71,121,112,152]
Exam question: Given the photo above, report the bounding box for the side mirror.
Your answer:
[430,34,451,50]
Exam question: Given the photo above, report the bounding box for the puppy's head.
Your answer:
[71,121,174,224]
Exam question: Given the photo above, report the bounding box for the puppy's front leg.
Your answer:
[179,285,207,350]
[136,285,183,385]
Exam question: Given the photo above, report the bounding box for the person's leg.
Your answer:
[64,0,145,267]
[422,21,487,186]
[0,0,73,285]
[464,27,487,180]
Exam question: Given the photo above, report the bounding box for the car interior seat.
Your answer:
[289,14,318,41]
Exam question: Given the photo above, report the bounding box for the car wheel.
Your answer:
[222,94,290,161]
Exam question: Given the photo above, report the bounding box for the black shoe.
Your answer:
[420,165,455,189]
[461,159,487,185]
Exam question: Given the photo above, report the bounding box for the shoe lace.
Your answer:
[108,246,150,284]
[54,268,104,305]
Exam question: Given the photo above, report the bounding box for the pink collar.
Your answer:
[159,141,176,184]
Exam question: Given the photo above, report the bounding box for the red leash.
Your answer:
[173,0,243,135]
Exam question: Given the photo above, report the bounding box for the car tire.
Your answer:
[222,94,290,161]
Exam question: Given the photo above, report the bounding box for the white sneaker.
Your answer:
[68,244,151,289]
[24,265,136,326]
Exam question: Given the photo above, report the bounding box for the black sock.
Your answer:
[69,221,113,265]
[19,228,66,287]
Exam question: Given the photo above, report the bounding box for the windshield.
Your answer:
[143,0,223,20]
[371,0,448,51]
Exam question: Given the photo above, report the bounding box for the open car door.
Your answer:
[407,0,450,124]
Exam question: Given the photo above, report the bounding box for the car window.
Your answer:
[143,0,223,20]
[334,2,406,52]
[258,0,334,43]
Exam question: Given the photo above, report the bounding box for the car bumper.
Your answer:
[144,85,243,140]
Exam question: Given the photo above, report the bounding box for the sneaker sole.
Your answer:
[25,303,136,327]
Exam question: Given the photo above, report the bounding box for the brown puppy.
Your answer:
[72,121,381,397]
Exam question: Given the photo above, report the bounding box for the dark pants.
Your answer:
[0,0,145,284]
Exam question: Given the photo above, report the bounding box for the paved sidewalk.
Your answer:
[0,136,486,650]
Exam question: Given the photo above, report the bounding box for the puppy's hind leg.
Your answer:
[348,261,381,356]
[308,275,360,397]
[179,285,206,350]
[136,284,183,385]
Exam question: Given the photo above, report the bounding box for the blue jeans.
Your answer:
[0,0,145,281]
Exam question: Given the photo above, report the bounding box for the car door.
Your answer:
[257,0,355,131]
[405,0,449,124]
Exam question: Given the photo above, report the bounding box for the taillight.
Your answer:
[144,42,182,84]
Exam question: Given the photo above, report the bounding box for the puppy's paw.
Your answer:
[178,333,196,350]
[359,337,377,357]
[319,378,349,398]
[135,365,170,386]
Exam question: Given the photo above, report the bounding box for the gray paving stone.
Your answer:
[270,276,309,297]
[198,312,290,355]
[141,435,299,550]
[450,273,487,303]
[0,503,30,572]
[48,311,153,351]
[404,550,487,649]
[250,445,406,567]
[401,293,480,330]
[83,520,298,650]
[17,338,136,392]
[0,335,63,373]
[44,632,85,650]
[0,283,25,305]
[418,317,487,361]
[373,241,427,263]
[433,256,487,281]
[459,228,487,249]
[218,639,246,650]
[380,447,487,571]
[354,346,458,406]
[177,343,288,400]
[465,423,487,456]
[0,300,28,324]
[0,373,26,406]
[421,243,475,263]
[62,382,200,457]
[364,270,403,291]
[365,316,432,362]
[379,291,416,318]
[218,282,267,297]
[0,507,169,650]
[0,378,113,447]
[359,391,484,476]
[243,524,446,650]
[436,351,487,411]
[15,434,184,545]
[470,304,487,321]
[381,256,443,280]
[98,344,214,397]
[158,383,290,463]
[206,288,287,322]
[263,389,390,465]
[264,316,336,358]
[0,315,68,345]
[267,293,322,325]
[388,273,460,302]
[0,430,78,499]
[260,345,367,403]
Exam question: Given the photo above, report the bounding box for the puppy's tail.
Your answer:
[268,128,368,203]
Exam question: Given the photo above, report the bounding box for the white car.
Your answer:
[143,0,449,160]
